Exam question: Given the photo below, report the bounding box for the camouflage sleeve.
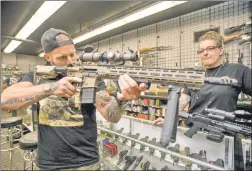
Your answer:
[18,72,34,84]
[5,77,11,86]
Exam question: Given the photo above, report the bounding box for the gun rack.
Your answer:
[97,126,225,170]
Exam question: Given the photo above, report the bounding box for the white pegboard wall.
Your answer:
[109,34,123,52]
[122,29,138,52]
[122,30,138,66]
[179,1,251,69]
[137,23,157,49]
[137,24,158,67]
[98,38,110,52]
[180,7,210,69]
[157,17,180,69]
[84,1,251,69]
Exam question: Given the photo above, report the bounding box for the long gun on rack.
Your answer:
[180,108,252,143]
[34,49,240,148]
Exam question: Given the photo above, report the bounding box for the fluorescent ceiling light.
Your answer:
[39,52,45,57]
[73,1,187,44]
[4,1,66,53]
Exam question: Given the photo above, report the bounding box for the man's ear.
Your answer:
[44,53,51,63]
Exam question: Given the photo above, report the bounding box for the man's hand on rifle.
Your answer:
[116,74,146,101]
[94,74,146,123]
[46,77,82,98]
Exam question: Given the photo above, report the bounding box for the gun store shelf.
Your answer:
[109,93,168,100]
[128,103,164,108]
[140,94,168,100]
[121,115,236,140]
[121,115,202,135]
[124,111,162,117]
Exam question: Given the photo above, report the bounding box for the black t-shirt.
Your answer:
[19,72,106,170]
[5,77,11,86]
[189,63,252,114]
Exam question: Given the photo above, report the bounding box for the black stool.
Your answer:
[19,131,38,171]
[1,117,23,170]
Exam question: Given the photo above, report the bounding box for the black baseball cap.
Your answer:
[41,28,74,53]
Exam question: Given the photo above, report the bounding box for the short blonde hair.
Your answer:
[199,31,224,47]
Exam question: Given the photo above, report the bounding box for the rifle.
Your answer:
[138,46,172,53]
[205,107,252,121]
[224,24,246,35]
[34,49,240,147]
[224,20,251,35]
[179,109,252,143]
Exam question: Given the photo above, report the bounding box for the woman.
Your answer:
[153,31,251,125]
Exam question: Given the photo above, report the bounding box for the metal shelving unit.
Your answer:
[97,125,226,170]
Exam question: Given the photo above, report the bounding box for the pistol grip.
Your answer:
[184,126,201,138]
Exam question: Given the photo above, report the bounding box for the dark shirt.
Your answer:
[189,63,251,114]
[5,77,11,86]
[19,72,106,170]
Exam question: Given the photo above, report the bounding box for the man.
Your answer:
[1,28,146,170]
[153,31,251,125]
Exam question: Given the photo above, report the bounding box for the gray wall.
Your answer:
[86,1,251,69]
[1,52,46,72]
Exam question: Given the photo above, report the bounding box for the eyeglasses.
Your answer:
[197,46,221,54]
